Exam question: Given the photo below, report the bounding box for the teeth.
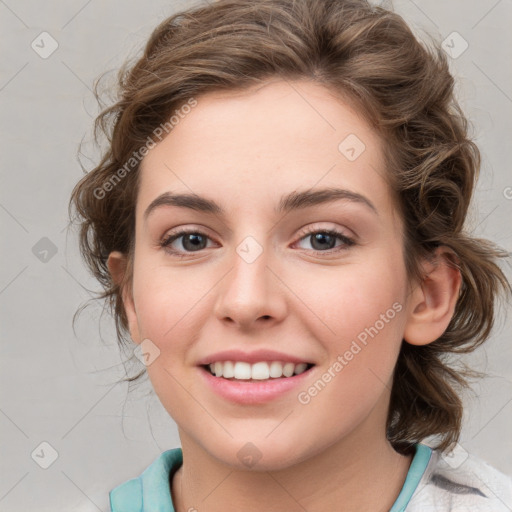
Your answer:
[222,361,234,378]
[207,361,310,380]
[250,362,269,380]
[283,362,295,377]
[269,361,284,378]
[234,362,252,379]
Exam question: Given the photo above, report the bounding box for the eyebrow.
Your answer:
[143,187,378,221]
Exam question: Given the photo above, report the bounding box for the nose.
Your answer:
[213,242,287,331]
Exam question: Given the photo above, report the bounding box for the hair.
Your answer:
[69,0,511,454]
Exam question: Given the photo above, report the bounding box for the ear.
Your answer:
[107,251,142,344]
[403,246,462,346]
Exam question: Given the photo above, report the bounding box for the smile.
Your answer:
[203,361,314,380]
[199,362,316,404]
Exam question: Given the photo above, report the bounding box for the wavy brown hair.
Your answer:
[69,0,511,453]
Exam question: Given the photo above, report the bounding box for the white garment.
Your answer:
[405,447,512,511]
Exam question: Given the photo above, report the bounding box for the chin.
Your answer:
[207,437,310,472]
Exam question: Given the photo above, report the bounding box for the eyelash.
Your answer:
[160,226,355,259]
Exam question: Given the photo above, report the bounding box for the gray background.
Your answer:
[1,0,511,510]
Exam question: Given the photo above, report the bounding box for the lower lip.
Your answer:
[198,365,315,405]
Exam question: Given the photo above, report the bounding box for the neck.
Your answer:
[171,418,413,512]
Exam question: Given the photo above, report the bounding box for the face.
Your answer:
[121,79,415,470]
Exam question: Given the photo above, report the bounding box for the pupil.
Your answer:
[184,233,205,251]
[312,233,334,250]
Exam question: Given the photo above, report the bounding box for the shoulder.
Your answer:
[109,448,183,512]
[407,445,512,511]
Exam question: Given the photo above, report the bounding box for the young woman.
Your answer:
[69,0,512,510]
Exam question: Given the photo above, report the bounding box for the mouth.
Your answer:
[198,360,317,404]
[199,361,316,381]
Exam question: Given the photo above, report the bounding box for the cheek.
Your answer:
[131,268,201,410]
[131,261,223,387]
[295,269,406,437]
[297,257,406,339]
[297,256,407,390]
[133,261,204,333]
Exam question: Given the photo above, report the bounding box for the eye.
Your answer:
[160,226,355,258]
[160,228,215,257]
[293,227,355,254]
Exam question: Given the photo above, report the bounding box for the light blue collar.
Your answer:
[109,447,183,511]
[389,443,432,511]
[110,443,431,511]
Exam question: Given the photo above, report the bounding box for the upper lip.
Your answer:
[196,349,315,366]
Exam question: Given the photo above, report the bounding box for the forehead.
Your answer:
[137,79,394,220]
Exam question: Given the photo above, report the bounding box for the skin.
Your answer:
[108,79,461,512]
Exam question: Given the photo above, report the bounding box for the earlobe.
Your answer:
[107,251,141,344]
[403,247,462,346]
[107,251,127,287]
